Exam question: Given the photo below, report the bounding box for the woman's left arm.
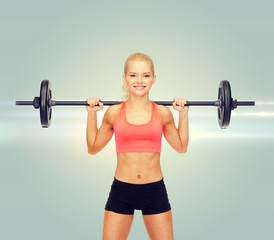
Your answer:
[173,97,189,153]
[161,98,189,153]
[177,111,189,153]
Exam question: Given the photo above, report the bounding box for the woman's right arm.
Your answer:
[86,98,114,155]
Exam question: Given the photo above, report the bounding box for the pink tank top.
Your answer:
[113,101,163,153]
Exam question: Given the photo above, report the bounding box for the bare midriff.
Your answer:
[115,152,163,184]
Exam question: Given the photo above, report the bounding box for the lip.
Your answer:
[134,86,146,90]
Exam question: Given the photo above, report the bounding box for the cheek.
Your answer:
[124,78,133,85]
[128,77,136,83]
[146,79,154,86]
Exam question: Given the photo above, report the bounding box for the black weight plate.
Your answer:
[39,80,52,128]
[218,80,231,129]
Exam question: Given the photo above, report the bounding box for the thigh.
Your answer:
[102,210,134,240]
[143,210,174,240]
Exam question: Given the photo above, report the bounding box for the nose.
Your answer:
[136,75,144,83]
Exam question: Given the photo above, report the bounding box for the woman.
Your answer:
[86,53,189,240]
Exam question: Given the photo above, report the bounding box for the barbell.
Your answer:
[15,79,255,129]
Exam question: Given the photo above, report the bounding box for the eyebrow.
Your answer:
[128,72,151,74]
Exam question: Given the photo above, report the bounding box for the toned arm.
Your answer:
[86,106,115,155]
[160,105,188,153]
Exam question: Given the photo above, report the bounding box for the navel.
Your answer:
[137,174,141,179]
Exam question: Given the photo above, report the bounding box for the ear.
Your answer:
[122,74,126,84]
[153,74,156,84]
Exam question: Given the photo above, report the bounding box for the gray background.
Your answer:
[1,0,273,239]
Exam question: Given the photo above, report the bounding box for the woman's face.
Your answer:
[122,60,156,97]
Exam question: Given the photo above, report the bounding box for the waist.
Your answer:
[113,177,164,187]
[115,153,162,184]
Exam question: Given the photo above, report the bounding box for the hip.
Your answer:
[114,166,163,184]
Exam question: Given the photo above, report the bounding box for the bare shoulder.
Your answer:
[155,103,173,126]
[104,102,123,126]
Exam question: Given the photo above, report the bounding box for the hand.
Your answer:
[86,98,104,113]
[173,98,189,113]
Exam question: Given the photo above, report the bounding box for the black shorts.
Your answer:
[105,177,171,215]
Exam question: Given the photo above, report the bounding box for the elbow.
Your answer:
[88,147,98,155]
[178,145,188,154]
[178,149,187,154]
[88,150,97,155]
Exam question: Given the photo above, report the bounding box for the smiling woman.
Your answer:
[121,53,155,101]
[85,52,189,239]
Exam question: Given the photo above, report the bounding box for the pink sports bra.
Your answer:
[113,101,164,153]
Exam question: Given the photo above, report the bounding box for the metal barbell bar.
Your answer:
[15,80,255,128]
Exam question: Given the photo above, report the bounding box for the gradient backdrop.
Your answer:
[1,0,273,239]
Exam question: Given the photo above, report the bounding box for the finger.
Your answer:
[99,102,104,108]
[174,98,179,106]
[173,100,178,107]
[178,99,183,107]
[94,98,99,106]
[93,99,97,106]
[91,99,96,107]
[182,99,186,107]
[180,98,187,107]
[87,99,92,106]
[96,98,101,105]
[95,99,100,107]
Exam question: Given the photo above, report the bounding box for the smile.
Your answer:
[134,86,146,90]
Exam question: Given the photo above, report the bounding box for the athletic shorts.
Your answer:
[105,177,171,215]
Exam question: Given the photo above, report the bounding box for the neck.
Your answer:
[126,95,151,110]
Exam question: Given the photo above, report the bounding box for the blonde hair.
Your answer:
[120,53,155,101]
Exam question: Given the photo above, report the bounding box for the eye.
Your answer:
[130,74,136,77]
[145,75,150,78]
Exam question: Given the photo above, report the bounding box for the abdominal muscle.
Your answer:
[114,152,163,184]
